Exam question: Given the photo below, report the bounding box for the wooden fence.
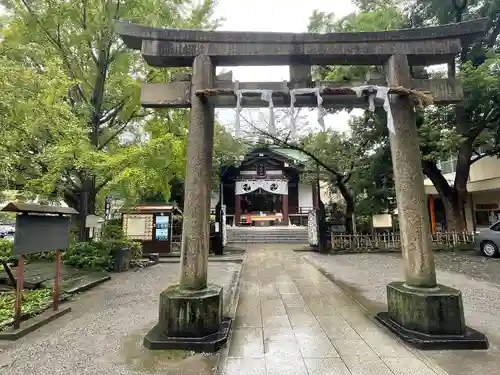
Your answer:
[330,232,475,252]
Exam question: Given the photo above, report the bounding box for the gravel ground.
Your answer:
[432,251,500,284]
[305,251,500,375]
[0,262,241,375]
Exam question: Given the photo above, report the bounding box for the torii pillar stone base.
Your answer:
[143,285,231,352]
[144,54,231,353]
[374,54,488,351]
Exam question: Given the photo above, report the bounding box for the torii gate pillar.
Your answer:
[375,54,488,350]
[144,55,231,352]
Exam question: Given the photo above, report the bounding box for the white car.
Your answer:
[475,220,500,258]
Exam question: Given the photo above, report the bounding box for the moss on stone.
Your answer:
[387,281,466,335]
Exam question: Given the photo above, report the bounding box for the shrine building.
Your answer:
[212,146,327,227]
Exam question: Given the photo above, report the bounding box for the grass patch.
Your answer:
[0,289,54,331]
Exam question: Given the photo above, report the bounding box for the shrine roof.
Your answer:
[272,148,309,163]
[239,146,309,166]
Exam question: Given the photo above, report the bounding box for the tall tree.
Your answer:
[309,0,500,231]
[408,0,500,231]
[212,122,248,188]
[0,49,83,200]
[0,0,218,240]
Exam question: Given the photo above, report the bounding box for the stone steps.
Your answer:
[226,227,308,244]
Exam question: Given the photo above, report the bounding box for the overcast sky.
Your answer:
[214,0,360,134]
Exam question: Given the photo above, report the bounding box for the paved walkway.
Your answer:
[224,245,444,375]
[305,251,500,375]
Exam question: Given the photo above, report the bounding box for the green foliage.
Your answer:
[0,240,15,266]
[0,0,219,237]
[308,1,407,86]
[0,240,59,267]
[64,217,143,269]
[299,130,359,183]
[409,0,487,26]
[0,288,53,331]
[63,239,140,270]
[307,0,500,231]
[101,218,126,241]
[63,241,113,270]
[101,218,143,258]
[213,122,248,189]
[0,232,142,272]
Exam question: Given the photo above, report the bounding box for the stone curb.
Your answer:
[64,274,112,295]
[0,306,72,341]
[302,255,450,375]
[159,257,244,264]
[214,253,247,375]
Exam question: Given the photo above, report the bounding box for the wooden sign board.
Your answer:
[123,214,153,241]
[372,214,393,229]
[13,215,71,256]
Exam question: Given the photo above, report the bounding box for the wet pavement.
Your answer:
[222,245,443,375]
[1,247,494,375]
[0,262,241,375]
[305,251,500,375]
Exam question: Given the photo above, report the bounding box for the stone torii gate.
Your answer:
[116,19,489,351]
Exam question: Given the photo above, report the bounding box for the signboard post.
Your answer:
[14,256,24,329]
[1,203,78,329]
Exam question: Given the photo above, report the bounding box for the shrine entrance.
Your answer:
[240,189,281,226]
[220,146,308,227]
[243,189,279,213]
[116,18,489,352]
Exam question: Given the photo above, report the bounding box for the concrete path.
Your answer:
[223,245,443,375]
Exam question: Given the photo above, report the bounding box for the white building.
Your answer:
[424,155,500,231]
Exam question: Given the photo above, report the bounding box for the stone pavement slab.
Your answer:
[222,245,441,375]
[305,251,500,375]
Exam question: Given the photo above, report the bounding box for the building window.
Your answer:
[437,158,457,174]
[475,209,500,227]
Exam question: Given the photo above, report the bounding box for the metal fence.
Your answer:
[330,232,475,251]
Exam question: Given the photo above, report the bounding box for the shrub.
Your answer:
[101,219,125,241]
[63,241,113,270]
[0,289,53,331]
[62,239,142,271]
[0,240,57,268]
[0,219,143,272]
[0,240,15,265]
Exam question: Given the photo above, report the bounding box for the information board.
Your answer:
[13,215,71,255]
[155,216,170,241]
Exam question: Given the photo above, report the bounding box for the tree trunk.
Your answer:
[63,181,97,242]
[336,181,355,234]
[442,193,467,232]
[77,190,89,242]
[344,201,354,234]
[422,160,467,232]
[317,199,328,253]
